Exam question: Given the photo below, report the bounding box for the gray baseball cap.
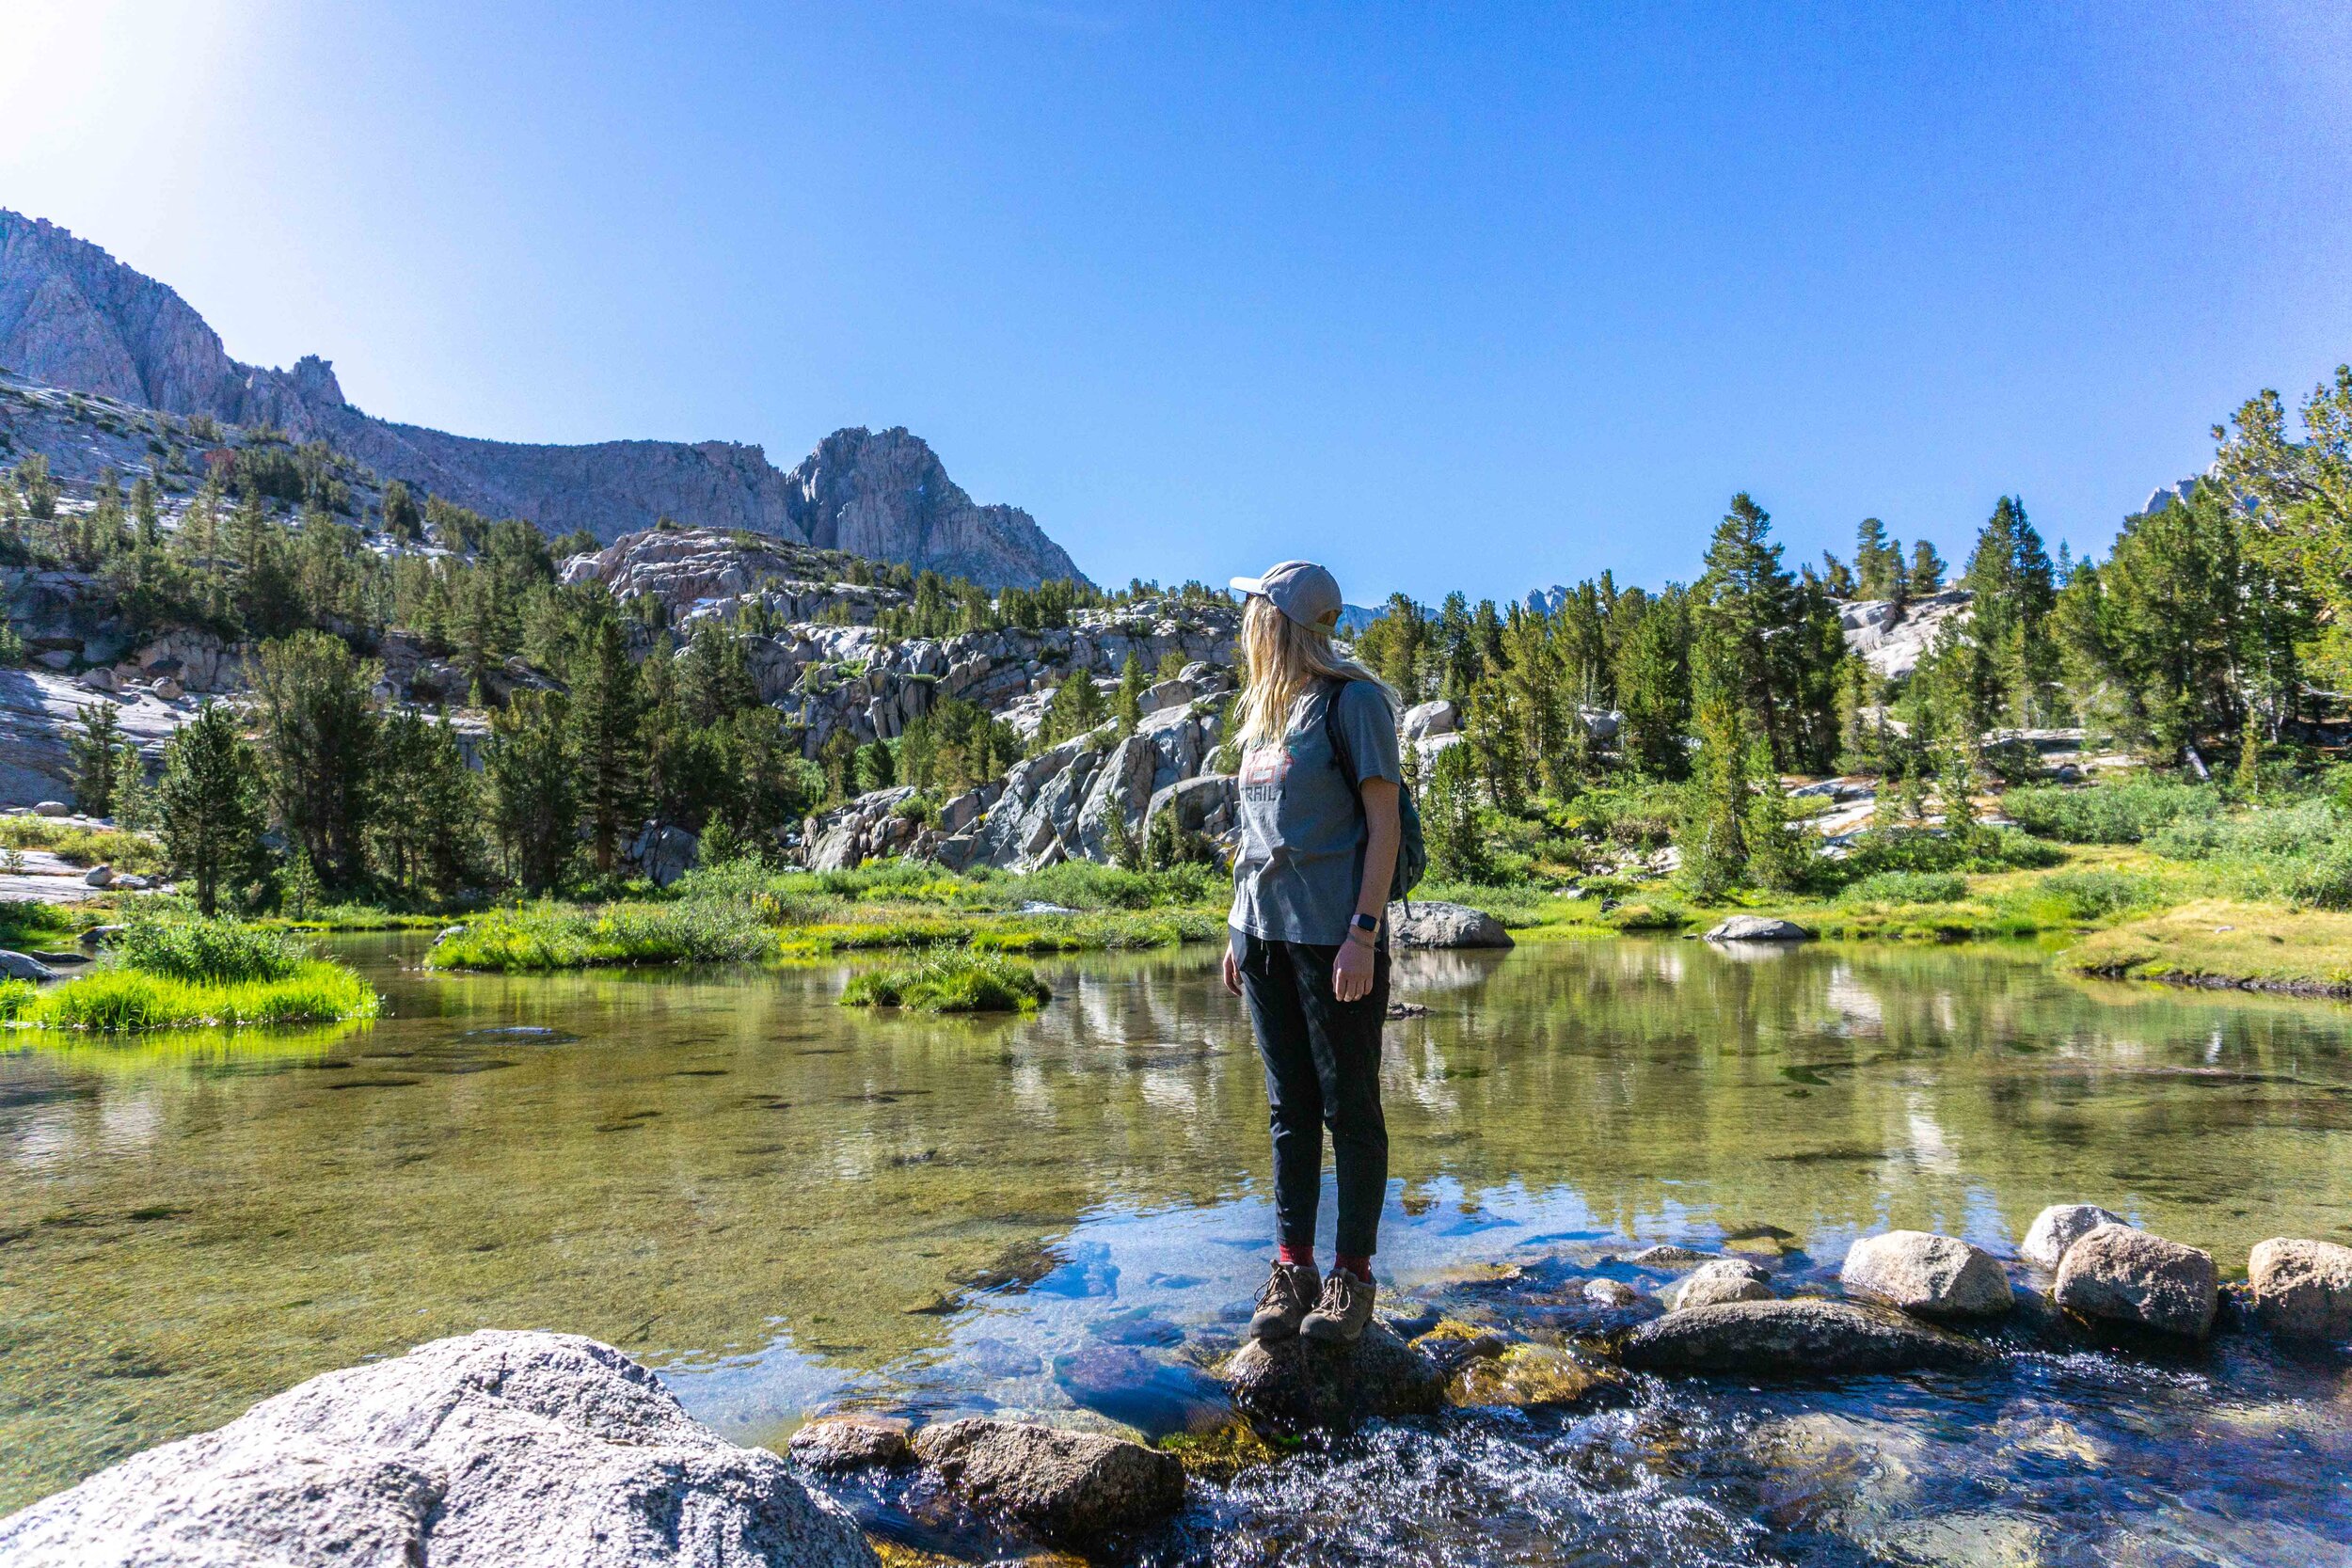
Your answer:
[1230,560,1343,634]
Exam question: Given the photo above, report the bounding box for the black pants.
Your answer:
[1234,929,1390,1259]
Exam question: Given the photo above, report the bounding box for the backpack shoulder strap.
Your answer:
[1322,677,1359,797]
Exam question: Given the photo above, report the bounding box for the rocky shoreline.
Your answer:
[8,1210,2345,1565]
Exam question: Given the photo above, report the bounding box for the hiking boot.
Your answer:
[1300,1269,1376,1343]
[1248,1260,1321,1341]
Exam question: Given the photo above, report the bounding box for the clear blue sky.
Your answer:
[7,2,2350,602]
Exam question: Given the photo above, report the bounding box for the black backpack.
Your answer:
[1322,677,1428,911]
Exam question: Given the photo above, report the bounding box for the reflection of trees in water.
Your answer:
[6,934,2351,1513]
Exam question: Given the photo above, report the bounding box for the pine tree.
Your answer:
[254,630,379,888]
[486,689,576,893]
[570,618,644,873]
[130,476,162,548]
[69,704,127,816]
[1908,538,1947,594]
[1116,651,1148,732]
[1613,588,1691,780]
[1854,517,1900,599]
[155,702,264,914]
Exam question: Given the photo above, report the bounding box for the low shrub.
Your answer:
[840,947,1051,1012]
[2025,868,2169,923]
[1838,871,1968,906]
[1837,826,2059,878]
[117,907,308,983]
[1602,898,1689,931]
[2148,800,2352,911]
[2001,779,2219,844]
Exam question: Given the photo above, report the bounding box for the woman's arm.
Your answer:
[1332,776,1400,1003]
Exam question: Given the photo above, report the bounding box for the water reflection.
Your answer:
[3,934,2351,1559]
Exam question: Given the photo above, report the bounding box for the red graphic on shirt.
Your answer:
[1240,744,1291,802]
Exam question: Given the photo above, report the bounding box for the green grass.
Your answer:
[0,898,84,951]
[426,898,774,971]
[0,816,166,874]
[839,947,1051,1012]
[2060,899,2352,995]
[0,960,380,1029]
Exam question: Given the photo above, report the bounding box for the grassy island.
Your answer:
[0,909,380,1031]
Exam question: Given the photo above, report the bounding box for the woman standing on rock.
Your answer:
[1221,560,1404,1346]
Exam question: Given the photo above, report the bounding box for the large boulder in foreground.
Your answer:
[2247,1238,2352,1342]
[2020,1203,2130,1270]
[1387,900,1513,949]
[0,1329,877,1568]
[1840,1231,2012,1320]
[1671,1259,1774,1311]
[909,1418,1182,1542]
[2053,1225,2217,1338]
[789,1413,913,1472]
[1221,1321,1447,1430]
[1621,1299,1991,1376]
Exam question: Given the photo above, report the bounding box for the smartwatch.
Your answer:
[1349,912,1380,942]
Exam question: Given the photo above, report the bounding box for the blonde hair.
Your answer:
[1233,594,1397,752]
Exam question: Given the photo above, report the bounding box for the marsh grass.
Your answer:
[0,960,381,1029]
[117,908,308,982]
[839,947,1051,1012]
[426,898,773,971]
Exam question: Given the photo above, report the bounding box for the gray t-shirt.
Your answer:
[1228,679,1403,948]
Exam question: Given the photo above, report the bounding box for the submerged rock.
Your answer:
[1622,1299,1992,1376]
[909,1418,1183,1542]
[2020,1203,2130,1270]
[1221,1321,1446,1430]
[1621,1244,1719,1269]
[789,1413,914,1472]
[1672,1259,1774,1310]
[1703,915,1811,943]
[1840,1231,2012,1320]
[2246,1238,2352,1342]
[0,1329,878,1568]
[2053,1225,2218,1338]
[1446,1344,1630,1411]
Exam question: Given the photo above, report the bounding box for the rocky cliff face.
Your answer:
[0,211,1088,587]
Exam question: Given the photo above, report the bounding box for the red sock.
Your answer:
[1336,1253,1373,1283]
[1278,1243,1314,1270]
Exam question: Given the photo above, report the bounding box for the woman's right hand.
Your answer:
[1222,946,1242,997]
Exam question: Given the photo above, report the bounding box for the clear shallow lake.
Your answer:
[4,934,2351,1562]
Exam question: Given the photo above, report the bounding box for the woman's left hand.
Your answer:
[1332,937,1376,1004]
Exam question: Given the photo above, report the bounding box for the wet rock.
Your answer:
[1221,1320,1446,1431]
[2020,1203,2130,1270]
[1447,1345,1629,1411]
[1584,1278,1641,1308]
[1840,1231,2012,1320]
[0,1329,878,1568]
[1672,1259,1773,1310]
[1386,899,1513,949]
[0,949,58,981]
[1704,915,1811,943]
[2053,1225,2217,1338]
[1622,1244,1718,1269]
[909,1418,1183,1542]
[2246,1238,2352,1342]
[789,1413,914,1472]
[1622,1299,1992,1376]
